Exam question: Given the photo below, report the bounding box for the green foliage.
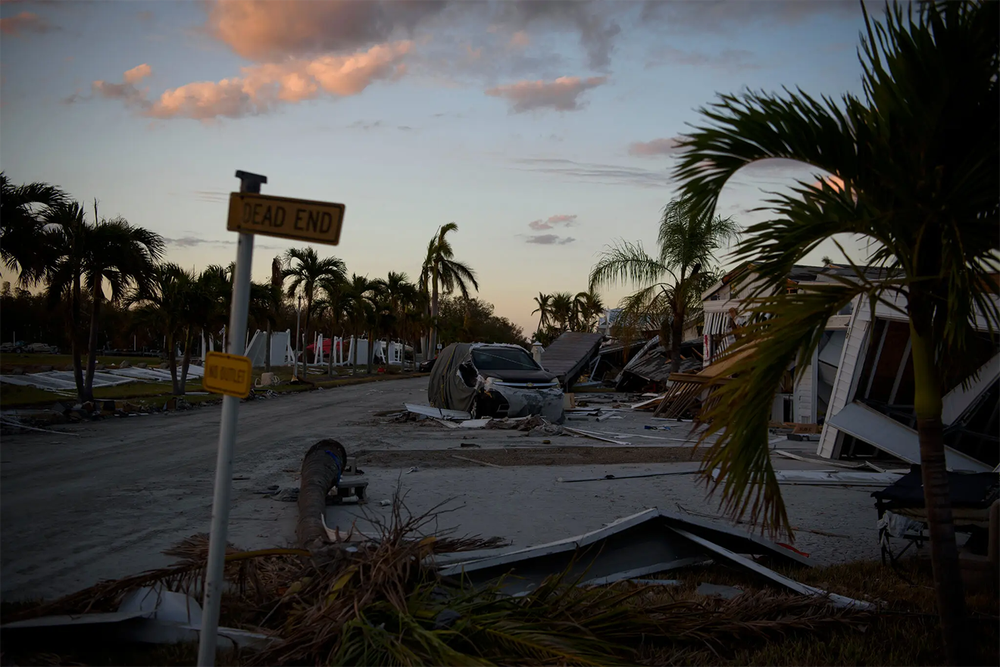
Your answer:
[437,296,528,347]
[673,0,1000,540]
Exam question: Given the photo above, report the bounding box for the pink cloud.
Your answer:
[205,0,444,61]
[92,42,412,121]
[628,137,683,157]
[528,213,577,231]
[0,11,54,35]
[485,76,606,113]
[123,63,152,84]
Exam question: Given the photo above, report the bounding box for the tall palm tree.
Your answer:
[672,3,997,662]
[420,223,479,356]
[589,199,738,373]
[0,173,66,286]
[283,247,347,367]
[316,272,348,375]
[531,293,553,334]
[342,274,375,370]
[81,212,164,399]
[128,263,197,395]
[264,256,284,373]
[549,292,575,332]
[381,271,418,367]
[574,290,605,333]
[42,202,165,401]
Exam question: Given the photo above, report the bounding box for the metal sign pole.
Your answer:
[197,170,267,666]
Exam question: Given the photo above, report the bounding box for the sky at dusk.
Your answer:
[1,0,879,336]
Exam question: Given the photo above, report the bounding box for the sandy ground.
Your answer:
[1,377,886,602]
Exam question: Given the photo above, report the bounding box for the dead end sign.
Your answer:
[203,351,253,398]
[228,192,345,246]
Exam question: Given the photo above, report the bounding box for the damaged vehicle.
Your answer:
[428,343,564,423]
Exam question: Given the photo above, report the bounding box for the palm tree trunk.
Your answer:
[167,332,179,394]
[910,319,969,665]
[83,279,102,402]
[366,328,374,374]
[264,322,272,373]
[429,265,439,358]
[178,327,192,396]
[71,269,85,403]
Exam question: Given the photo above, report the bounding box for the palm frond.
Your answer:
[695,280,869,538]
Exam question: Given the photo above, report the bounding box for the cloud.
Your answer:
[0,10,55,35]
[204,0,448,61]
[514,157,668,189]
[349,120,384,130]
[165,236,215,248]
[92,42,412,120]
[526,234,575,245]
[528,214,577,231]
[627,137,683,157]
[486,76,606,113]
[91,63,152,109]
[646,46,759,72]
[136,9,153,22]
[203,1,624,72]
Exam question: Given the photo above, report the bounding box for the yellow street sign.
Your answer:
[203,351,253,398]
[227,192,345,246]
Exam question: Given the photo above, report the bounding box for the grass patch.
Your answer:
[0,353,161,374]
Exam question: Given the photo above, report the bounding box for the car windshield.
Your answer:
[471,347,540,371]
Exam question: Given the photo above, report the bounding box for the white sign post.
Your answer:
[197,172,345,666]
[197,170,265,666]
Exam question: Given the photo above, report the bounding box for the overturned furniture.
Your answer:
[872,465,999,566]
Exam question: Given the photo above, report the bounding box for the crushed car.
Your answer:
[428,343,564,423]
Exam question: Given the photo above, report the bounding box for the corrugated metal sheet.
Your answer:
[541,332,606,390]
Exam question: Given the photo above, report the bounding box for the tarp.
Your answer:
[427,343,477,414]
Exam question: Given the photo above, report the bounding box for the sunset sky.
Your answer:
[1,0,877,335]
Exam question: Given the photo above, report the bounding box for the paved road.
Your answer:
[1,376,884,602]
[1,377,430,601]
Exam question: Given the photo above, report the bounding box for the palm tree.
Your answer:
[549,292,574,332]
[531,293,553,334]
[342,274,375,370]
[381,271,418,367]
[589,199,738,373]
[80,211,164,399]
[264,256,284,373]
[672,3,997,662]
[574,290,605,333]
[316,272,348,375]
[283,247,347,367]
[0,173,66,286]
[420,223,479,356]
[42,202,164,401]
[129,263,197,395]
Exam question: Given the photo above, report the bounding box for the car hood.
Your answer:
[478,368,557,384]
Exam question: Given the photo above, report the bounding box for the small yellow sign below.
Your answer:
[227,192,344,246]
[203,351,253,398]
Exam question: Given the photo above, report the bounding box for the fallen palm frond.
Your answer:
[2,536,311,623]
[5,493,870,666]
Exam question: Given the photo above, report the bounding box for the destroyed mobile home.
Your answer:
[428,342,565,423]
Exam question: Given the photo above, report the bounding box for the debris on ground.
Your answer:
[1,498,872,666]
[696,582,744,600]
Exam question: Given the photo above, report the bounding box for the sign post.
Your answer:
[197,170,265,666]
[197,173,344,666]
